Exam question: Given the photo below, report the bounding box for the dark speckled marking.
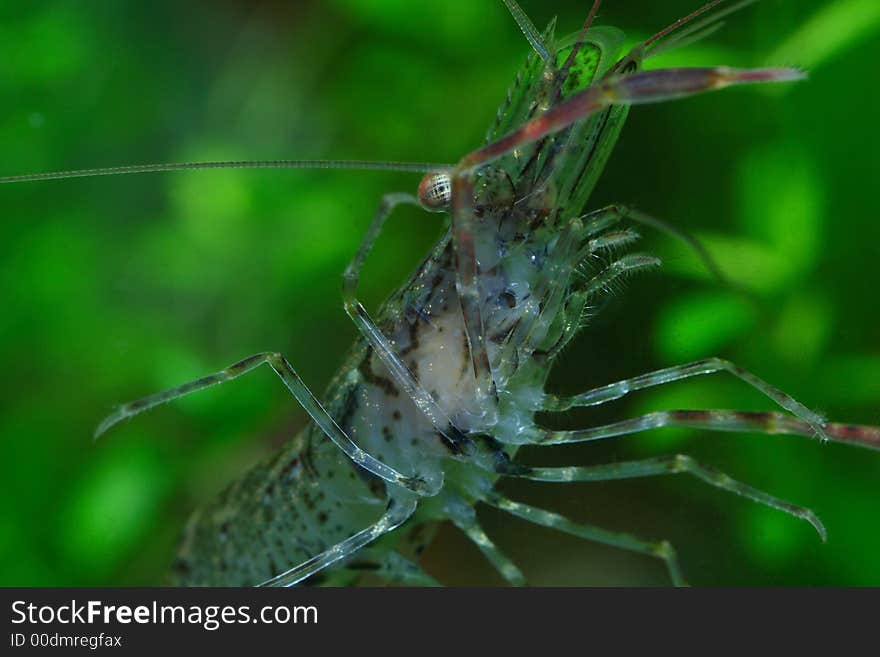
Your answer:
[671,410,712,422]
[300,436,319,480]
[437,424,473,455]
[399,318,421,356]
[368,476,385,498]
[358,348,400,397]
[229,354,264,371]
[281,457,300,479]
[490,321,518,345]
[429,268,445,295]
[337,381,361,434]
[172,558,191,576]
[460,329,471,377]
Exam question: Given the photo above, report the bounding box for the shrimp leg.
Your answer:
[540,358,829,440]
[445,495,526,586]
[96,353,437,495]
[501,455,825,540]
[341,193,461,434]
[260,496,418,587]
[522,409,880,453]
[484,492,685,586]
[349,550,442,587]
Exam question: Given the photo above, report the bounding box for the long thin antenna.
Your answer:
[0,159,451,185]
[560,0,603,73]
[643,0,726,49]
[648,0,759,56]
[501,0,554,66]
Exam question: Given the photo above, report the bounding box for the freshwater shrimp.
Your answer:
[3,0,879,587]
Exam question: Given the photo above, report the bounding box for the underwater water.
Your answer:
[1,0,878,586]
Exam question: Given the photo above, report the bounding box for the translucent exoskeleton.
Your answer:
[3,0,880,587]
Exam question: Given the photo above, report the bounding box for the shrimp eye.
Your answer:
[417,172,452,212]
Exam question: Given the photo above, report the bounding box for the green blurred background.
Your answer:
[1,0,878,586]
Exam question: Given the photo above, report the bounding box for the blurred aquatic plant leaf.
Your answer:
[770,292,832,367]
[766,0,880,71]
[0,7,89,81]
[61,441,170,576]
[641,40,743,69]
[819,355,880,408]
[655,291,757,361]
[328,0,495,47]
[662,143,823,294]
[737,145,823,280]
[743,504,803,565]
[659,232,791,292]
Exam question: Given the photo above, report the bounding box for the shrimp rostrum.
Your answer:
[5,0,879,586]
